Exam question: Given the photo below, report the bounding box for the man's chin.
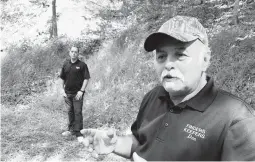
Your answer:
[162,83,184,94]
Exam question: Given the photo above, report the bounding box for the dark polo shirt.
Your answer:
[131,77,255,161]
[60,59,90,94]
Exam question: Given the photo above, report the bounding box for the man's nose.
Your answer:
[165,56,175,71]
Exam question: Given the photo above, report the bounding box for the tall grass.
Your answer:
[1,37,101,105]
[83,27,159,130]
[208,28,255,108]
[1,89,100,161]
[1,38,68,104]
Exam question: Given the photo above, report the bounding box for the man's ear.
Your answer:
[202,52,211,72]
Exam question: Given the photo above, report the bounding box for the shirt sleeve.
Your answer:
[221,117,255,160]
[59,63,66,80]
[83,64,90,79]
[131,91,151,152]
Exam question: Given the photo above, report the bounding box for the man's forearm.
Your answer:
[113,134,139,159]
[62,79,65,90]
[80,79,89,91]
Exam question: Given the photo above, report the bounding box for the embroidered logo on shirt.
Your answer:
[183,124,206,141]
[76,66,80,69]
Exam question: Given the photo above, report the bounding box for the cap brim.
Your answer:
[144,32,197,52]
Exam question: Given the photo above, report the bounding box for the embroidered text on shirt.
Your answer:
[183,124,206,141]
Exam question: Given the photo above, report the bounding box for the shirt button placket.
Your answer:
[156,113,171,140]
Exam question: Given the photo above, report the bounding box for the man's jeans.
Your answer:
[64,93,83,133]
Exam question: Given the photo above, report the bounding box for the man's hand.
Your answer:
[75,91,83,100]
[80,128,117,154]
[133,152,147,162]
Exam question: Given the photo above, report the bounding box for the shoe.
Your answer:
[62,130,73,136]
[75,131,83,137]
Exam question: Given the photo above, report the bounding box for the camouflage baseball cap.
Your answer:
[144,16,208,52]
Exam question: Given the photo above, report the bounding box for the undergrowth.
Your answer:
[1,37,101,105]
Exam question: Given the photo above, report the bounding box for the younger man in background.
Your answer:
[60,45,90,142]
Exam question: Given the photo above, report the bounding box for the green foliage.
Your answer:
[1,100,92,161]
[208,28,255,108]
[81,25,159,130]
[0,37,93,105]
[80,39,102,58]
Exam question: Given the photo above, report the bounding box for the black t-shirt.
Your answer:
[60,59,90,94]
[131,77,255,161]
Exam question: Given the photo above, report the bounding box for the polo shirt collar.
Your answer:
[158,87,170,101]
[158,76,218,112]
[69,59,80,64]
[183,77,218,111]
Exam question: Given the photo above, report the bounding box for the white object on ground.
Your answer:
[62,131,72,136]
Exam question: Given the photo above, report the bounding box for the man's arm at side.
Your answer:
[59,63,66,90]
[61,79,65,89]
[113,134,139,159]
[221,117,255,160]
[61,79,67,97]
[80,79,89,92]
[81,63,90,92]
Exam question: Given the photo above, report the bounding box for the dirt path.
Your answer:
[1,78,130,161]
[1,102,129,162]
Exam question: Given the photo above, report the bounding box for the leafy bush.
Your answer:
[81,24,159,130]
[178,2,222,28]
[208,28,255,108]
[1,37,99,105]
[80,39,102,58]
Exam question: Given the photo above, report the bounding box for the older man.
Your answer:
[81,16,255,161]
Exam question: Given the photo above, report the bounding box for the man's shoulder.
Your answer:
[217,89,253,110]
[138,85,166,112]
[77,59,87,66]
[216,89,255,118]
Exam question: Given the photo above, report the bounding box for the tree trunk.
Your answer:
[51,0,58,38]
[233,0,240,25]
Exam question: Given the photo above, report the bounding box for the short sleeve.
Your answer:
[83,64,90,79]
[221,117,255,160]
[131,91,151,152]
[60,63,66,80]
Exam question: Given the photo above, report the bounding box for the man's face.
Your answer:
[154,38,209,97]
[69,47,79,59]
